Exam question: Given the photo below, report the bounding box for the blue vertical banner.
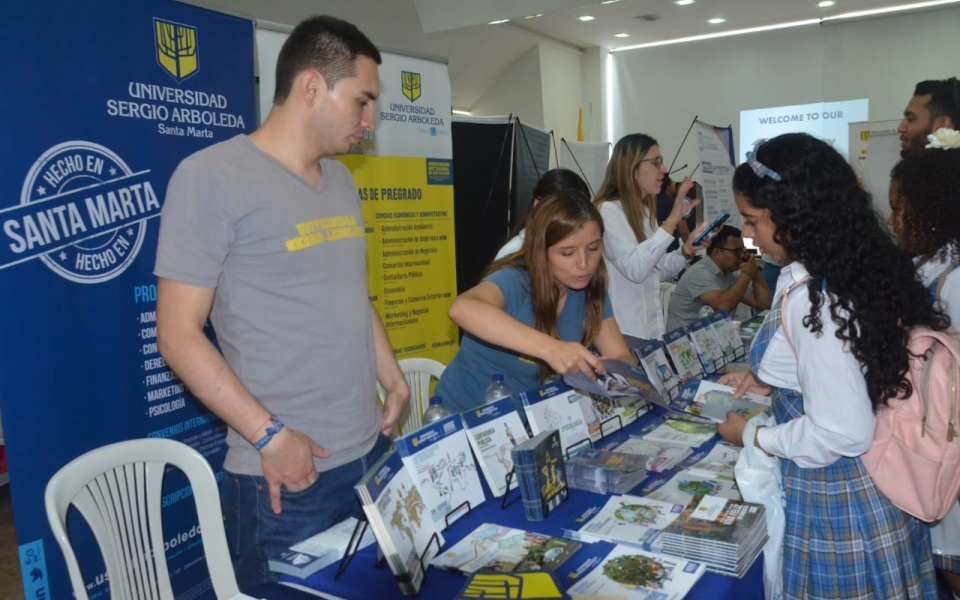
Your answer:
[1,1,255,598]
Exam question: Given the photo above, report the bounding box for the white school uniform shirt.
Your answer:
[754,262,876,468]
[599,200,687,340]
[918,251,960,324]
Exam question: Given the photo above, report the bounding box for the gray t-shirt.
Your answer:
[155,135,379,475]
[666,256,751,331]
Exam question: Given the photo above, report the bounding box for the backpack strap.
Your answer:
[777,275,812,352]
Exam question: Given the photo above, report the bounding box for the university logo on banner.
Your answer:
[154,17,199,82]
[401,70,421,102]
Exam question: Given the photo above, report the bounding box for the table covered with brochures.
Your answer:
[281,407,765,600]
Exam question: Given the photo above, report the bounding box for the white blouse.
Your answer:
[495,232,524,260]
[918,251,960,325]
[754,262,876,468]
[599,200,687,340]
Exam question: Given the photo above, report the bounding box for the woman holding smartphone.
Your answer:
[594,134,708,340]
[718,133,944,599]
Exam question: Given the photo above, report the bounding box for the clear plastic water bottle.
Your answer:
[484,374,513,405]
[698,303,715,319]
[421,396,452,424]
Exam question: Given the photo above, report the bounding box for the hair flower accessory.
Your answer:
[926,127,960,149]
[746,140,782,181]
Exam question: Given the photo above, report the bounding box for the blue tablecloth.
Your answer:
[282,408,766,600]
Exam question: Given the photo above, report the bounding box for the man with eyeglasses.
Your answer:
[665,225,771,331]
[898,77,959,156]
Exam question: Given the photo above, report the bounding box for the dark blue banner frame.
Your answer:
[1,1,255,598]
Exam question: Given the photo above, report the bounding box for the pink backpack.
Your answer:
[780,275,960,522]
[860,327,960,522]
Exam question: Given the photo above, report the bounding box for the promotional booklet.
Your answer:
[640,471,742,506]
[511,429,569,521]
[561,542,706,600]
[678,441,741,481]
[460,397,530,497]
[431,523,581,575]
[709,310,746,361]
[677,379,769,423]
[634,339,682,401]
[354,449,445,596]
[686,316,727,374]
[601,437,694,473]
[394,414,486,530]
[268,516,377,578]
[519,381,592,456]
[562,494,687,553]
[639,419,717,448]
[662,327,706,381]
[563,358,662,409]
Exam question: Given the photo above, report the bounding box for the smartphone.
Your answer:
[692,212,730,246]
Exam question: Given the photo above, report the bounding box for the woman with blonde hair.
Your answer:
[595,134,705,339]
[435,189,633,413]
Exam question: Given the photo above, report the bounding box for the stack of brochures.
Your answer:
[511,429,569,521]
[565,447,653,495]
[660,494,767,577]
[561,494,686,553]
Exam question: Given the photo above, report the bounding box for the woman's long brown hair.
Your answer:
[487,189,608,378]
[594,133,659,243]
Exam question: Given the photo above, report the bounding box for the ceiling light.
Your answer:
[818,1,835,6]
[578,15,596,21]
[487,19,509,25]
[601,0,621,4]
[821,0,960,22]
[675,0,696,5]
[614,17,818,50]
[707,17,726,24]
[615,33,630,37]
[523,13,544,19]
[452,109,471,116]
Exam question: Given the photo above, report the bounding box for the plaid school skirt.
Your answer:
[773,388,937,600]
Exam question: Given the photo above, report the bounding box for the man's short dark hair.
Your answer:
[707,225,742,256]
[914,77,960,127]
[274,15,382,105]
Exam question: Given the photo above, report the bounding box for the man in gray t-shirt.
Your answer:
[666,225,772,331]
[154,16,409,590]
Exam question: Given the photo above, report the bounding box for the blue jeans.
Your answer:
[222,433,391,591]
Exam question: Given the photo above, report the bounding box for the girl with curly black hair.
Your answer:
[716,133,946,599]
[890,142,960,600]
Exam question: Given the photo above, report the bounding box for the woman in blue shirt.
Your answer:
[435,189,633,413]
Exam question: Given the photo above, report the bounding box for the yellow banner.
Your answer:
[340,154,459,365]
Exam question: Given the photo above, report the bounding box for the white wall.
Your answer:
[471,45,545,127]
[610,6,960,180]
[580,46,607,143]
[539,44,584,150]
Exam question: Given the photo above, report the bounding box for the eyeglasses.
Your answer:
[640,156,665,168]
[716,247,746,257]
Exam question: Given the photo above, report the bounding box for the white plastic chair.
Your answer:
[45,438,257,600]
[660,281,677,328]
[378,357,446,435]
